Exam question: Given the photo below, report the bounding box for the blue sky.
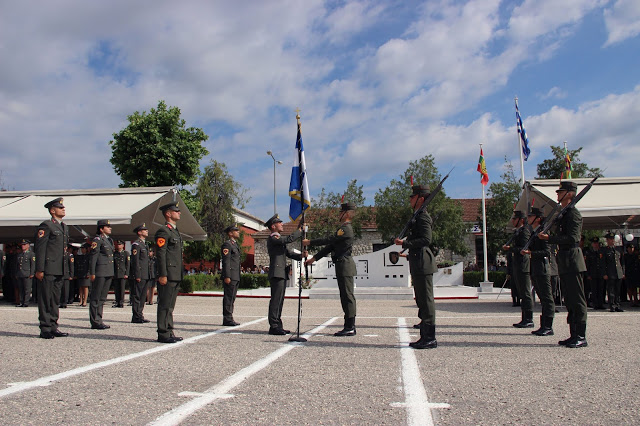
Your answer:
[1,0,639,222]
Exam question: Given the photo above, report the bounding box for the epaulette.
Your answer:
[270,232,281,239]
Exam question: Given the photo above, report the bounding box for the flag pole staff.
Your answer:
[289,109,307,343]
[516,96,526,187]
[480,143,489,284]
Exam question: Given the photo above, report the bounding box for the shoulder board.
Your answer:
[166,224,173,229]
[132,241,139,246]
[93,236,100,241]
[270,232,281,239]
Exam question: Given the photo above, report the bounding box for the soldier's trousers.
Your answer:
[157,280,180,339]
[60,279,69,306]
[412,273,435,325]
[17,277,32,305]
[589,276,605,308]
[513,270,533,312]
[268,278,286,329]
[531,274,555,319]
[131,278,149,322]
[37,275,63,333]
[337,275,356,320]
[560,272,587,324]
[90,276,112,327]
[606,278,621,309]
[223,280,239,322]
[113,278,127,305]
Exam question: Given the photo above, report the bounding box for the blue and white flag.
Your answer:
[288,121,311,221]
[515,100,531,161]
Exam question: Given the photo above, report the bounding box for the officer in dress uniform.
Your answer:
[522,208,555,336]
[16,239,35,307]
[60,244,74,308]
[112,240,130,308]
[305,202,358,336]
[89,219,115,329]
[265,214,304,335]
[35,197,70,339]
[130,224,151,323]
[585,237,605,309]
[602,233,624,312]
[538,181,588,348]
[155,202,184,343]
[504,211,534,328]
[221,224,241,326]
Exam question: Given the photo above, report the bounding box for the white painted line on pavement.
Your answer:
[397,317,450,426]
[148,316,340,426]
[0,317,268,400]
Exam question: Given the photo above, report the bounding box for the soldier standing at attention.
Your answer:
[221,224,241,326]
[522,208,555,336]
[16,239,35,307]
[112,240,130,308]
[538,181,588,348]
[89,220,115,330]
[35,197,70,339]
[155,202,184,344]
[265,214,304,335]
[394,185,438,349]
[305,202,358,336]
[602,233,624,312]
[130,224,151,323]
[504,211,534,328]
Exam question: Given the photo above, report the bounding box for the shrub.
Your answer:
[239,274,270,289]
[179,274,271,293]
[463,271,507,287]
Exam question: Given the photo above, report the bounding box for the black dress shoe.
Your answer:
[334,328,356,336]
[413,323,421,329]
[59,305,67,308]
[51,330,69,337]
[268,328,287,335]
[171,336,183,341]
[91,324,110,330]
[610,307,615,312]
[39,332,55,339]
[615,307,624,312]
[131,318,145,323]
[21,303,29,307]
[157,336,177,343]
[223,321,240,326]
[142,318,150,323]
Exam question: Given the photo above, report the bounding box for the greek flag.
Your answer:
[288,121,311,221]
[515,100,531,161]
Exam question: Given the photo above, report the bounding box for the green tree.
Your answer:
[536,145,603,179]
[183,160,249,264]
[109,100,209,187]
[374,155,468,255]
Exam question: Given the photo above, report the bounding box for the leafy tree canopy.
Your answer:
[536,145,603,179]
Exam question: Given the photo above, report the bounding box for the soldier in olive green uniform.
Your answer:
[523,208,555,336]
[155,202,184,343]
[130,224,151,323]
[221,224,241,326]
[265,214,303,335]
[112,240,130,308]
[35,197,70,339]
[585,237,605,309]
[394,185,438,349]
[602,233,624,312]
[89,219,115,329]
[305,202,358,336]
[538,181,588,348]
[16,239,35,307]
[504,211,534,328]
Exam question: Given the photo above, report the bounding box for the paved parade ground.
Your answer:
[0,295,638,425]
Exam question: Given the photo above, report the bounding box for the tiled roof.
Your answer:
[455,199,482,222]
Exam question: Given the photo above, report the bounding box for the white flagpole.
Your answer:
[515,96,525,186]
[480,143,489,284]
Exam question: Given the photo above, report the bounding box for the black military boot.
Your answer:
[558,323,575,346]
[532,316,554,336]
[411,323,437,349]
[334,317,356,336]
[567,323,588,348]
[513,311,534,328]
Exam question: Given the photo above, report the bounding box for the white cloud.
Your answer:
[539,86,568,100]
[603,0,640,46]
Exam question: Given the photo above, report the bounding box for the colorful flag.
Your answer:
[477,148,489,185]
[288,119,311,221]
[515,100,531,161]
[562,145,572,179]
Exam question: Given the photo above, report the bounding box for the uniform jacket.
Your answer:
[113,249,130,279]
[129,239,150,281]
[74,254,90,278]
[64,252,74,279]
[221,239,241,282]
[548,245,559,277]
[155,222,184,282]
[267,229,302,280]
[528,227,550,276]
[35,218,69,276]
[16,249,35,278]
[601,246,623,279]
[310,222,356,277]
[509,225,531,275]
[584,247,603,279]
[402,210,437,276]
[548,207,587,273]
[149,256,158,280]
[90,234,115,277]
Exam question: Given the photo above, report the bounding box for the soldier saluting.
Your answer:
[221,224,241,326]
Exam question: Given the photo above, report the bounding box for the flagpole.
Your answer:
[480,143,489,284]
[515,96,525,186]
[563,140,568,180]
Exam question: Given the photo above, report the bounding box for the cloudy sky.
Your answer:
[1,0,639,221]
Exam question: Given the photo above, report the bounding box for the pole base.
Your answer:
[288,336,307,342]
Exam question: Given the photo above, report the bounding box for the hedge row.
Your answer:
[462,271,508,287]
[180,274,270,293]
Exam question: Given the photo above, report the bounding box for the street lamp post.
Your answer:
[267,151,283,215]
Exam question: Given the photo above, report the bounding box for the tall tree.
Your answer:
[374,155,468,255]
[536,145,603,179]
[109,100,209,187]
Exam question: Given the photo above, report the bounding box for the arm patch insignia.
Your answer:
[157,238,166,248]
[337,229,345,236]
[38,229,45,238]
[91,242,98,250]
[222,248,229,256]
[132,249,137,255]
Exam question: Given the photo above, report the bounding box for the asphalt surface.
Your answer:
[0,295,638,425]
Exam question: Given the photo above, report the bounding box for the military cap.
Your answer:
[605,232,615,239]
[224,224,239,233]
[556,181,577,193]
[97,219,111,227]
[44,197,64,209]
[115,240,125,245]
[340,202,356,211]
[528,207,544,218]
[19,239,30,245]
[133,223,148,233]
[410,185,430,197]
[159,201,180,212]
[590,237,600,243]
[512,210,526,219]
[265,214,283,229]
